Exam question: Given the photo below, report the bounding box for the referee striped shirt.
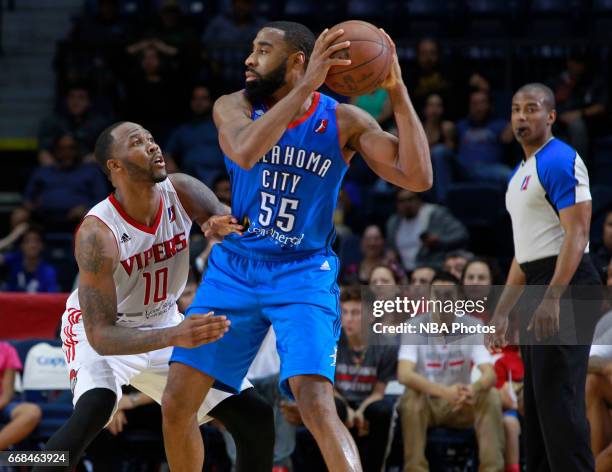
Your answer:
[506,137,591,264]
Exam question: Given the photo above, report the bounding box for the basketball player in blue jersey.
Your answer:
[163,22,432,471]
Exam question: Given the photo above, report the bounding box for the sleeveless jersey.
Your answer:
[222,92,349,260]
[64,178,192,328]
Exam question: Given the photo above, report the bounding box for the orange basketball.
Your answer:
[324,20,392,97]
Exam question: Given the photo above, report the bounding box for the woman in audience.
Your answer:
[461,257,502,324]
[0,341,42,450]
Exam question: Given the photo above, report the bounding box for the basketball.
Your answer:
[324,20,392,97]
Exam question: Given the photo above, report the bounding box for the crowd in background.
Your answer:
[2,0,612,470]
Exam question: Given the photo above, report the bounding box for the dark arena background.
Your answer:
[1,0,612,471]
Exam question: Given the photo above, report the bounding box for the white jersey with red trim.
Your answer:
[64,178,192,328]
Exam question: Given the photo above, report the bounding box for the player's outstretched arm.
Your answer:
[213,28,351,170]
[76,217,229,355]
[169,173,230,223]
[338,31,432,192]
[169,172,243,240]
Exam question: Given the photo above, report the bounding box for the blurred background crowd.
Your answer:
[2,0,612,471]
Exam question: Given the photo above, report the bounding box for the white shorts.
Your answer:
[61,307,248,425]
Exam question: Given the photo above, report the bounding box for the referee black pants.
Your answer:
[519,255,601,472]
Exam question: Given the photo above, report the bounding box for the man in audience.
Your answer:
[0,226,58,293]
[386,189,468,272]
[456,90,514,186]
[123,46,184,145]
[38,85,111,165]
[443,250,474,281]
[202,0,267,92]
[550,49,608,158]
[342,225,389,285]
[407,39,457,119]
[398,272,504,472]
[164,84,225,186]
[15,134,108,231]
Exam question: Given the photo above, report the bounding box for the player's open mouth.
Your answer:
[153,155,165,167]
[245,71,258,82]
[516,126,529,136]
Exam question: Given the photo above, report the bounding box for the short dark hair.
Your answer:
[264,21,315,64]
[94,122,126,176]
[515,83,556,112]
[340,285,362,303]
[431,271,460,285]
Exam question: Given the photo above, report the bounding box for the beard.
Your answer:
[245,60,287,104]
[123,159,167,184]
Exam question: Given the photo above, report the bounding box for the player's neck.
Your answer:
[270,85,314,120]
[521,133,553,160]
[113,183,161,227]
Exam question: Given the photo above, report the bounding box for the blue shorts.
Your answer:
[171,244,341,398]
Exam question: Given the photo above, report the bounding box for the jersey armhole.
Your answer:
[165,178,193,223]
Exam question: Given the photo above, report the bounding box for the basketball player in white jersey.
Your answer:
[34,122,274,471]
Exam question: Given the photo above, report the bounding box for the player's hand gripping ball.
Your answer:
[324,20,393,97]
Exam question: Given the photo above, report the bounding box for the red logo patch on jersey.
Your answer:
[314,119,328,134]
[69,368,78,394]
[520,175,531,191]
[168,205,176,222]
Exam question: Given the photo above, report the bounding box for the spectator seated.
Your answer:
[10,339,72,443]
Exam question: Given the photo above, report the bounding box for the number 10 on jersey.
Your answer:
[259,191,299,232]
[143,268,168,305]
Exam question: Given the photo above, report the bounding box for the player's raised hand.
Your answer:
[300,28,351,92]
[379,29,403,92]
[202,215,244,243]
[171,312,230,348]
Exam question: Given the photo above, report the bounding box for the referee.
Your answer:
[487,83,601,471]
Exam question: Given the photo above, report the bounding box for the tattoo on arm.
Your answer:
[77,218,172,356]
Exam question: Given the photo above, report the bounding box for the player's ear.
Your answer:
[548,109,556,126]
[292,51,306,69]
[107,159,120,174]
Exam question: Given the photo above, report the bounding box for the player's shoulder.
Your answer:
[76,215,119,261]
[336,102,378,130]
[535,138,578,175]
[214,90,251,112]
[213,90,253,125]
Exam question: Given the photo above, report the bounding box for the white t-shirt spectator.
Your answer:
[398,313,494,385]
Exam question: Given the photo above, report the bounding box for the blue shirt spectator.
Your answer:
[202,0,267,92]
[165,85,225,186]
[456,91,514,185]
[0,228,58,293]
[21,135,108,231]
[37,86,111,166]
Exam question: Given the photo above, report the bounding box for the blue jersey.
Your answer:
[222,92,349,260]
